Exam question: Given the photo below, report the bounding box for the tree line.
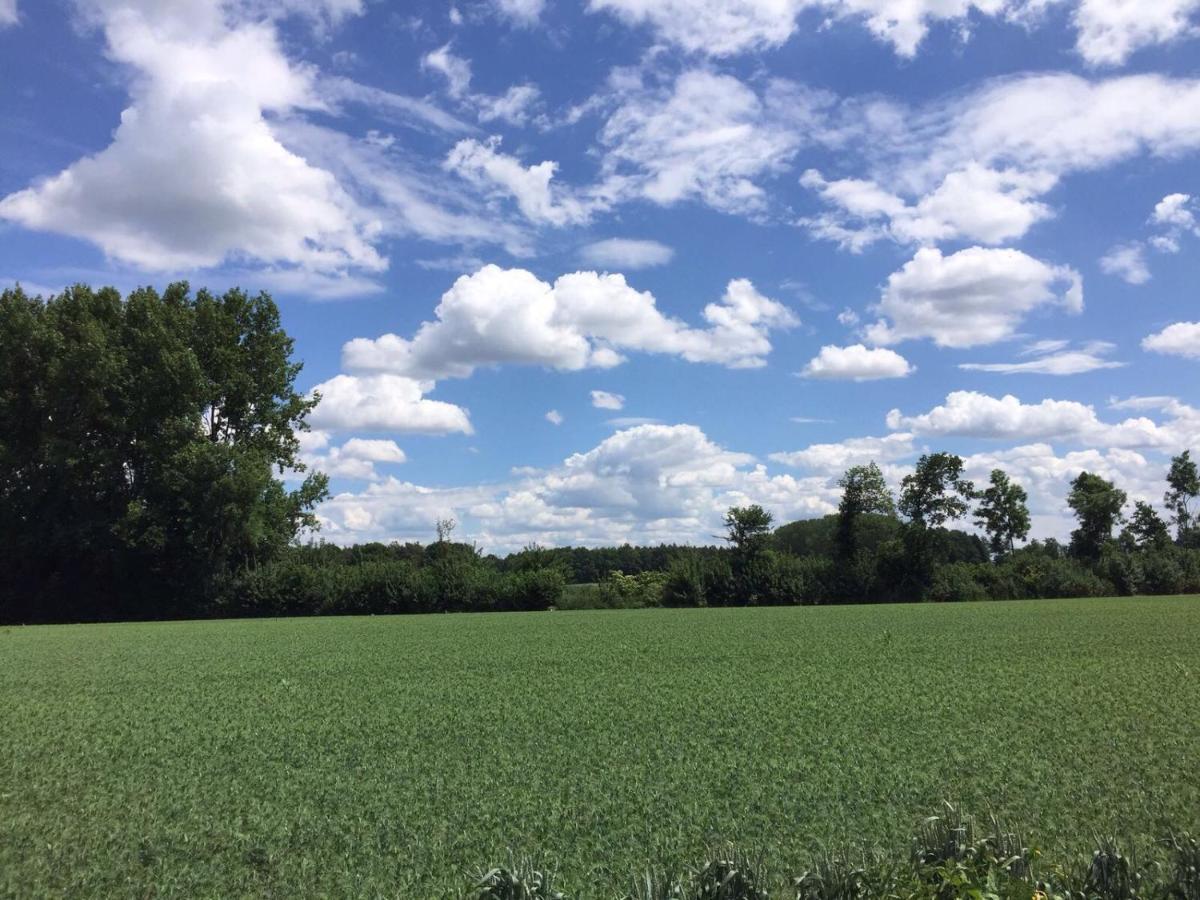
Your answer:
[1,283,1197,623]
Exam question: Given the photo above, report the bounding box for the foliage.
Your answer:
[974,469,1032,557]
[899,453,974,529]
[1121,502,1173,552]
[834,464,896,560]
[1068,472,1127,561]
[1165,452,1200,546]
[473,854,565,900]
[0,283,326,623]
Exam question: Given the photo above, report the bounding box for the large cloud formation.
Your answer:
[343,265,798,379]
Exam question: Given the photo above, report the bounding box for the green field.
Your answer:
[2,598,1198,898]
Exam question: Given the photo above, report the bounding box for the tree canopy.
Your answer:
[0,283,327,622]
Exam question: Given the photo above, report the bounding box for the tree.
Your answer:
[973,469,1031,557]
[1165,451,1200,546]
[1066,471,1126,561]
[834,462,895,559]
[723,505,774,604]
[724,505,774,555]
[899,453,974,528]
[1120,501,1172,551]
[0,283,328,623]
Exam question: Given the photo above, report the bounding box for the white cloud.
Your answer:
[591,390,626,410]
[295,433,406,482]
[959,341,1125,375]
[586,0,1015,58]
[307,374,473,434]
[1143,321,1200,358]
[800,164,1056,250]
[474,84,541,125]
[545,409,564,425]
[771,433,916,473]
[280,120,535,259]
[422,43,472,98]
[1099,242,1151,284]
[587,0,804,56]
[598,69,824,217]
[445,138,603,227]
[801,344,913,381]
[607,416,662,427]
[340,438,408,462]
[806,73,1200,251]
[493,0,546,24]
[1069,0,1200,66]
[0,0,17,27]
[916,74,1200,185]
[886,390,1200,449]
[342,265,797,379]
[318,422,839,549]
[1152,192,1196,229]
[864,247,1082,349]
[580,238,675,269]
[0,0,383,276]
[588,0,1200,63]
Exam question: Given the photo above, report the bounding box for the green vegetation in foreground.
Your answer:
[2,598,1198,898]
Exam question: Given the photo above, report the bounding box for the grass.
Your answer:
[1,597,1198,898]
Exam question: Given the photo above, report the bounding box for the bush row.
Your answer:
[469,804,1199,899]
[220,557,566,616]
[555,544,1200,610]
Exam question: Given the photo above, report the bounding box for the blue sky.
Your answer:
[2,0,1199,551]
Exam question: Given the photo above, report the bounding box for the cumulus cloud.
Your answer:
[545,409,564,425]
[580,238,674,269]
[886,390,1200,449]
[318,422,839,549]
[0,0,16,27]
[0,0,384,277]
[801,344,913,381]
[800,164,1056,250]
[959,341,1125,375]
[864,247,1082,349]
[299,433,407,481]
[307,374,473,434]
[342,265,798,379]
[1068,0,1200,66]
[1143,321,1200,359]
[770,433,916,473]
[590,390,625,410]
[1099,242,1151,284]
[1152,192,1196,229]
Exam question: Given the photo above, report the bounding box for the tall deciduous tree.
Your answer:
[724,505,774,558]
[0,283,328,623]
[1121,501,1172,551]
[1067,471,1126,561]
[1165,451,1200,546]
[834,462,895,560]
[973,469,1031,557]
[899,453,974,528]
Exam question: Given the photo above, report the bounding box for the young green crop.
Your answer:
[1,597,1198,897]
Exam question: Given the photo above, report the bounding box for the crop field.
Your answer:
[2,598,1198,898]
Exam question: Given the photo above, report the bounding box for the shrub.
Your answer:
[926,563,989,602]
